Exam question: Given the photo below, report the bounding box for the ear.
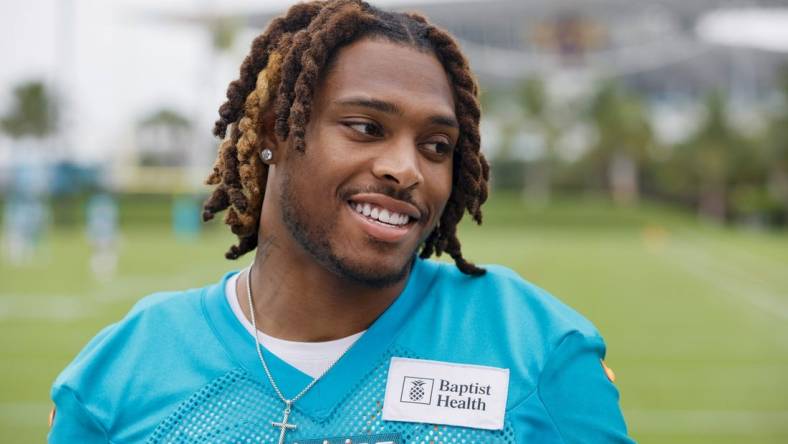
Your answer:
[259,110,287,162]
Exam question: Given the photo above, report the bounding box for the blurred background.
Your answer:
[1,0,787,442]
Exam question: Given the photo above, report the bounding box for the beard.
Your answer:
[279,173,412,289]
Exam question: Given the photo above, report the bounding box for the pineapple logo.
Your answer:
[401,377,434,405]
[409,380,426,401]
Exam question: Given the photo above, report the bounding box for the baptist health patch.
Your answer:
[382,357,509,431]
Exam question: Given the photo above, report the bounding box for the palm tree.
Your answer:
[518,77,559,204]
[1,81,57,139]
[210,16,240,53]
[764,68,788,221]
[136,108,192,166]
[585,82,653,204]
[678,91,744,221]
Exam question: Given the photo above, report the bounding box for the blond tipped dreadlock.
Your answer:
[203,0,490,275]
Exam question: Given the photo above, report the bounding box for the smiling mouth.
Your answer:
[347,201,415,228]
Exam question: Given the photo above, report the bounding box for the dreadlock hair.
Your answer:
[203,0,490,275]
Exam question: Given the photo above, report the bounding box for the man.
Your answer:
[50,1,633,442]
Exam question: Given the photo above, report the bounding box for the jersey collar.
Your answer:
[202,256,440,419]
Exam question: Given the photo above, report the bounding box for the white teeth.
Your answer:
[351,201,412,226]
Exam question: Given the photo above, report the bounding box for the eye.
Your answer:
[345,121,384,138]
[421,139,454,157]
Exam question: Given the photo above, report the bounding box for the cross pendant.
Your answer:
[271,402,297,444]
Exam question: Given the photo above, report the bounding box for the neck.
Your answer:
[236,236,409,342]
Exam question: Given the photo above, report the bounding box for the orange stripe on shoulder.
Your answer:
[600,359,616,383]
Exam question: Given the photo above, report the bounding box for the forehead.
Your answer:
[316,37,456,116]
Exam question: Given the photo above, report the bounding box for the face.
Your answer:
[267,37,458,288]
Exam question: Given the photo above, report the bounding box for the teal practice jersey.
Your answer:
[49,258,634,443]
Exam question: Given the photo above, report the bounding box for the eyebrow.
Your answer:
[334,97,459,129]
[428,115,459,129]
[336,97,402,116]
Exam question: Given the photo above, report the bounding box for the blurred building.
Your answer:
[142,0,788,167]
[243,1,787,95]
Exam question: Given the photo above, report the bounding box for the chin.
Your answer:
[279,181,417,288]
[325,252,414,289]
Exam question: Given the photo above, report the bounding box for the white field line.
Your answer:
[673,228,788,289]
[0,266,239,321]
[661,241,788,323]
[670,230,788,280]
[627,409,788,435]
[0,295,98,321]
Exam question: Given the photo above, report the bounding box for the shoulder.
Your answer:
[52,285,208,392]
[428,260,599,340]
[50,277,231,441]
[400,260,606,406]
[55,286,206,382]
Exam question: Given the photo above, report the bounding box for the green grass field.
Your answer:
[2,194,787,443]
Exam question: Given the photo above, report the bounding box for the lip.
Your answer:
[346,202,415,243]
[347,193,422,220]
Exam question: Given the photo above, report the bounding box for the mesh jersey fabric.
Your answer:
[49,258,634,443]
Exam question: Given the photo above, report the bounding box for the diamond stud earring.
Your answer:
[260,148,273,162]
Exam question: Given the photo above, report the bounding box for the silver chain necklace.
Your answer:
[244,266,345,444]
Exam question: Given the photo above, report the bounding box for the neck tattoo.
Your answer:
[244,265,347,444]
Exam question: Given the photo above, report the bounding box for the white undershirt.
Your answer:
[225,272,365,378]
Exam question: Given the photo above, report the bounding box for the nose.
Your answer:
[371,137,424,189]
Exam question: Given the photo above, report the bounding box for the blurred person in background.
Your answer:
[86,191,118,281]
[2,159,49,265]
[48,1,632,443]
